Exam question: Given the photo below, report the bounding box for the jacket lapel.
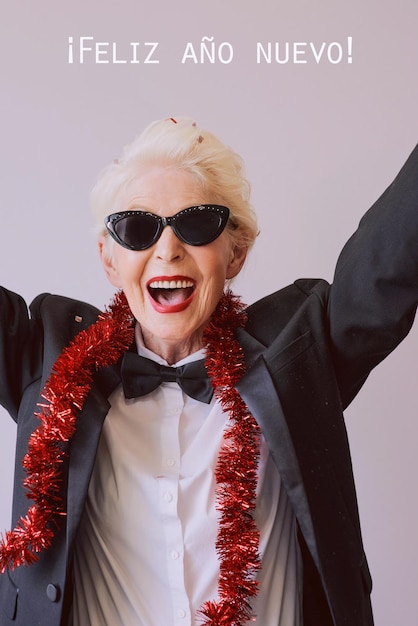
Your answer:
[65,364,121,555]
[235,327,319,568]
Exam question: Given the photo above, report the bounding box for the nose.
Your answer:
[153,224,185,262]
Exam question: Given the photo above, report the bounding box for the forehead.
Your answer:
[116,166,209,214]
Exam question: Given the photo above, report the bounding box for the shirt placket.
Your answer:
[159,383,192,625]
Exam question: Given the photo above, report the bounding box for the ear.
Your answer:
[226,245,248,279]
[98,235,122,288]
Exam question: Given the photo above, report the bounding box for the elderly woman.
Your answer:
[0,117,418,626]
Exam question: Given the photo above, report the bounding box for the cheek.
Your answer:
[199,238,232,275]
[113,251,148,285]
[197,255,230,302]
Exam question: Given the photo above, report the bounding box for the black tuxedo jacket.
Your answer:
[2,144,418,625]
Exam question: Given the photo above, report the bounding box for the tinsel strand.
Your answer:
[0,291,134,573]
[199,290,261,626]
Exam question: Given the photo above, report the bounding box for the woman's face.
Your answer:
[99,166,247,363]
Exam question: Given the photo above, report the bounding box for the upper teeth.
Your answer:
[149,279,194,289]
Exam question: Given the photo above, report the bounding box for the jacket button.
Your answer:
[46,583,60,602]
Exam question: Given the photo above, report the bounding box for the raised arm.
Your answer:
[0,288,43,420]
[328,144,418,407]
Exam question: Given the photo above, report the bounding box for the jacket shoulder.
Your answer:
[29,293,101,332]
[244,279,329,344]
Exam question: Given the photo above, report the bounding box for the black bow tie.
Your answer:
[120,352,214,404]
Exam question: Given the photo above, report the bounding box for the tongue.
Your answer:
[154,287,192,305]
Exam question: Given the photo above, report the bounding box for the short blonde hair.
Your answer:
[90,116,258,250]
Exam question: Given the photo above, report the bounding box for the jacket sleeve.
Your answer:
[0,288,44,420]
[328,143,418,407]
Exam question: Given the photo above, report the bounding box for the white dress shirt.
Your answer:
[73,327,302,625]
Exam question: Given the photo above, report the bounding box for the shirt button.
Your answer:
[177,609,187,618]
[164,492,173,503]
[166,458,176,467]
[170,550,180,560]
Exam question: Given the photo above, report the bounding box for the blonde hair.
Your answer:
[90,116,258,250]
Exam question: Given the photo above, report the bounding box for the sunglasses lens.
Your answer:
[175,207,228,245]
[113,213,159,250]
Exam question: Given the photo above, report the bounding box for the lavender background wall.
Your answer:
[1,1,418,623]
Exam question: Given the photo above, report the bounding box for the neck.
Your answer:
[140,327,205,364]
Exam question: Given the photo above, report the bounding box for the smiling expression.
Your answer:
[99,166,247,363]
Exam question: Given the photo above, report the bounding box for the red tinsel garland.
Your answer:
[200,291,261,626]
[0,291,134,573]
[0,289,261,625]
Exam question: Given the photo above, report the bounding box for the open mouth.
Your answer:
[147,277,196,312]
